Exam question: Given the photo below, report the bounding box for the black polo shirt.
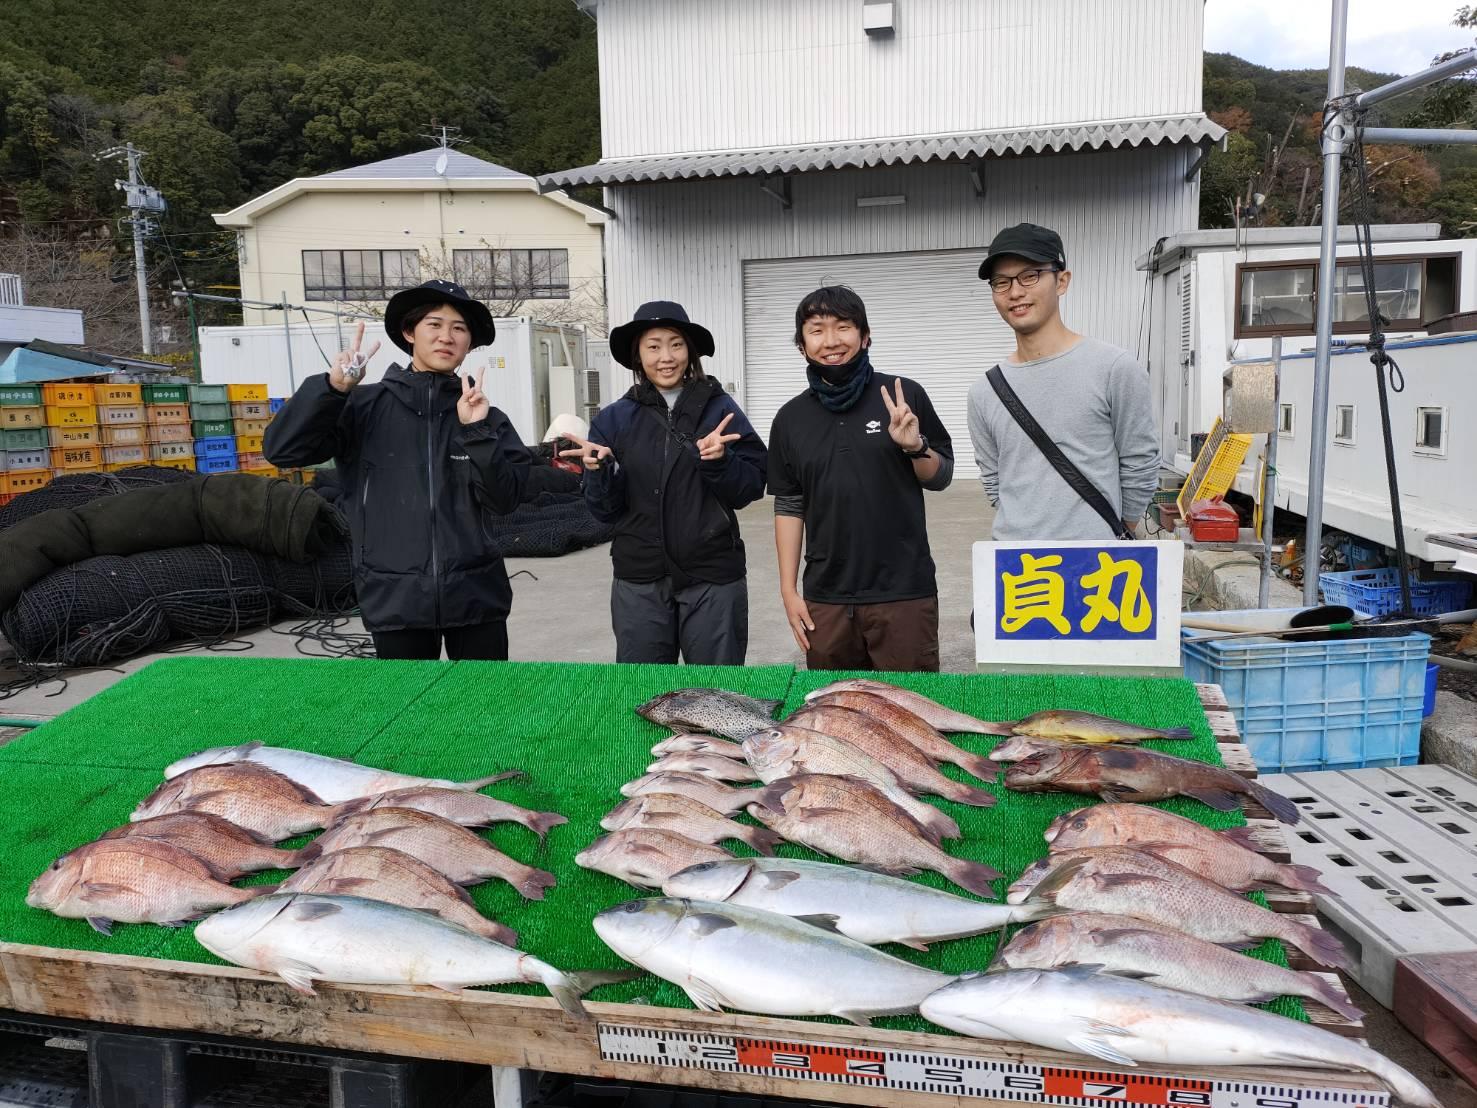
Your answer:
[768,371,953,605]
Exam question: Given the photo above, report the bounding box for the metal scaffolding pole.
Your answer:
[1302,0,1350,605]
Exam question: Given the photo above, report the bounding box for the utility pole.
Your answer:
[98,143,167,355]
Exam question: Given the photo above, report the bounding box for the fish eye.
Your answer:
[689,862,717,872]
[1071,818,1088,830]
[620,900,647,914]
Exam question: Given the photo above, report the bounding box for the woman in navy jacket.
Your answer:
[561,302,766,665]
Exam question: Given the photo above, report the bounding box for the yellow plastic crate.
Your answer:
[235,434,264,454]
[2,406,44,430]
[50,466,101,480]
[234,418,271,437]
[97,382,142,405]
[47,425,99,448]
[150,456,196,473]
[42,382,96,407]
[51,445,102,470]
[1177,417,1255,518]
[1,469,50,495]
[99,424,148,447]
[227,383,268,402]
[240,465,279,479]
[151,441,194,462]
[45,404,97,427]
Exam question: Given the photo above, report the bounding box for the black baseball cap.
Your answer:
[978,223,1067,280]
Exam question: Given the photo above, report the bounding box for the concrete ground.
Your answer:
[1,483,1473,1105]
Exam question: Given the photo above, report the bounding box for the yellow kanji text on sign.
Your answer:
[999,553,1071,635]
[1079,551,1153,634]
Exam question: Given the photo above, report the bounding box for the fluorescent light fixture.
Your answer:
[856,194,906,208]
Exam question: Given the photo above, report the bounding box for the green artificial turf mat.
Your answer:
[1,657,1310,1029]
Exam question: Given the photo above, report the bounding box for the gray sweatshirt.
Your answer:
[967,337,1160,541]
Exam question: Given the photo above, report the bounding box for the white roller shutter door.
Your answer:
[741,248,1014,476]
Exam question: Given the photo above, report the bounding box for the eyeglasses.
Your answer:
[987,267,1059,293]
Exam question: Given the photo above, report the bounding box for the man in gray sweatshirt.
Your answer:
[967,223,1160,541]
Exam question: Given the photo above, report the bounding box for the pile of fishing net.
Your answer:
[0,469,355,668]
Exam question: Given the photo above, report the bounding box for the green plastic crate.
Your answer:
[188,384,229,404]
[192,419,235,438]
[189,402,231,422]
[141,384,188,404]
[0,427,48,450]
[0,385,42,407]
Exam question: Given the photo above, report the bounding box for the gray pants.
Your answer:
[611,577,749,666]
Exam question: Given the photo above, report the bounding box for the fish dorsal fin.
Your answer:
[1056,963,1108,980]
[794,913,842,934]
[1089,872,1169,892]
[686,912,738,937]
[289,900,343,923]
[240,740,266,755]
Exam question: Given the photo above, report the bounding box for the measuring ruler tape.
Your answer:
[597,1024,1389,1107]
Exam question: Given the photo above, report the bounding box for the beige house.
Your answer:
[214,147,607,331]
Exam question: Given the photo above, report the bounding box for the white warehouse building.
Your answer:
[541,0,1224,474]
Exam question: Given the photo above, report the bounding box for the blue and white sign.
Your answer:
[974,540,1183,671]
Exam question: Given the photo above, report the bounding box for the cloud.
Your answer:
[1206,0,1474,76]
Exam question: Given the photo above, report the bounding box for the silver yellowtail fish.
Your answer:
[196,893,633,1018]
[164,741,521,804]
[663,857,1055,950]
[920,967,1438,1107]
[594,897,953,1025]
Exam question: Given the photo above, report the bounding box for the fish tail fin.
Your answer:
[463,770,526,790]
[1248,781,1301,824]
[543,968,640,1021]
[1305,974,1364,1021]
[333,796,368,819]
[518,867,559,901]
[943,857,1003,898]
[945,782,998,808]
[1279,863,1337,896]
[1219,825,1261,851]
[528,811,569,839]
[233,883,278,903]
[954,751,1002,781]
[288,841,323,866]
[1289,920,1355,971]
[743,826,786,857]
[1155,727,1194,739]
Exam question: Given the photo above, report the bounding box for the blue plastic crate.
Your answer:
[1181,607,1430,773]
[192,436,236,458]
[1319,568,1472,618]
[196,454,238,474]
[269,397,286,414]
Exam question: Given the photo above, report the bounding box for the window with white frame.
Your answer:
[1415,406,1447,454]
[452,249,570,300]
[1278,403,1295,435]
[303,250,420,301]
[1334,405,1356,445]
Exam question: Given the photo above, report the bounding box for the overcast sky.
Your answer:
[1205,0,1475,76]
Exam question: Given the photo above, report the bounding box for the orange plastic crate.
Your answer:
[1,469,50,495]
[231,401,270,421]
[42,382,96,407]
[1,407,44,430]
[51,466,101,480]
[98,404,145,426]
[47,425,99,448]
[97,382,142,405]
[150,424,193,444]
[234,418,271,437]
[45,404,97,427]
[227,383,269,402]
[99,424,148,446]
[146,403,190,426]
[51,445,102,469]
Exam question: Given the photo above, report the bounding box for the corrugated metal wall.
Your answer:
[602,143,1200,456]
[594,0,1204,158]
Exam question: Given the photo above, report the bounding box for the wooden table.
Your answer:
[0,684,1384,1107]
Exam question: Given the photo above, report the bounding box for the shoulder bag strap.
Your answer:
[986,365,1132,540]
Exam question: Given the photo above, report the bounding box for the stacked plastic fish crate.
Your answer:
[96,381,151,472]
[189,383,238,474]
[43,381,102,481]
[0,383,50,505]
[143,383,195,472]
[233,386,279,477]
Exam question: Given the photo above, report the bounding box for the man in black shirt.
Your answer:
[768,286,954,672]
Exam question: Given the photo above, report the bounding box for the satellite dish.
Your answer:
[434,152,449,176]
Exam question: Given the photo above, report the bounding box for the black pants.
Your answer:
[611,577,748,665]
[371,621,509,661]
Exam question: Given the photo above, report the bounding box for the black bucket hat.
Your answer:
[384,279,496,355]
[609,301,715,369]
[978,223,1067,280]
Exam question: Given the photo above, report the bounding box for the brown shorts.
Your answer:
[806,595,940,674]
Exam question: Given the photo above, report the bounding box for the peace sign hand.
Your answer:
[880,379,923,453]
[458,364,490,425]
[696,412,743,462]
[329,321,382,394]
[557,432,615,470]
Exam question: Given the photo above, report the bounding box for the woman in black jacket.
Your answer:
[264,280,532,660]
[561,302,767,665]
